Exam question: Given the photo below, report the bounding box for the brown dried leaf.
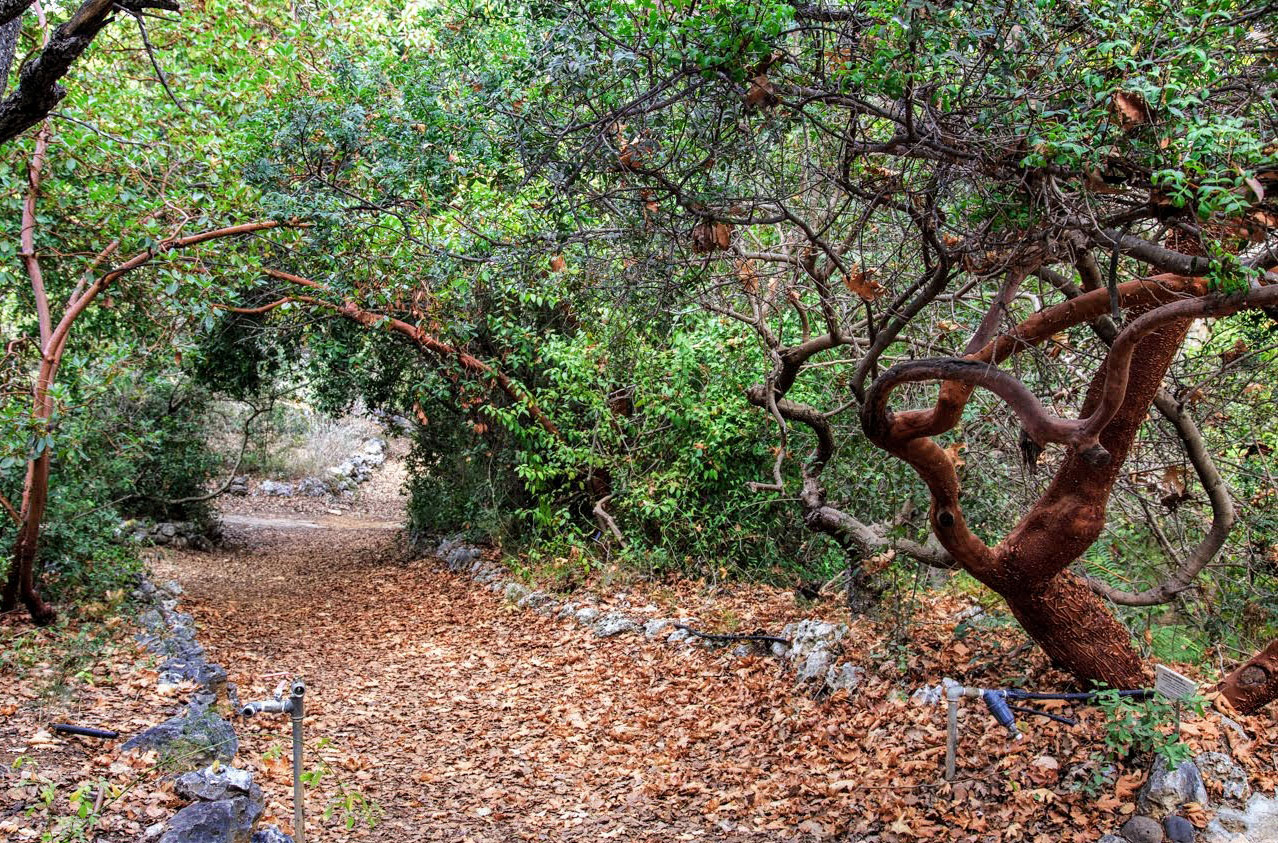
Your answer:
[1244,175,1265,203]
[744,74,777,108]
[1113,90,1153,131]
[1159,465,1190,509]
[691,221,732,253]
[841,265,885,301]
[1223,338,1249,365]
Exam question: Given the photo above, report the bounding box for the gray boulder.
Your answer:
[1162,815,1194,843]
[503,582,531,602]
[1138,758,1207,818]
[593,613,639,638]
[175,765,257,803]
[159,795,262,843]
[1211,792,1278,842]
[780,620,848,678]
[574,606,600,624]
[1196,750,1251,805]
[294,477,327,497]
[160,660,228,696]
[516,590,554,611]
[258,480,293,497]
[797,648,832,683]
[124,701,237,769]
[446,544,481,571]
[783,619,848,659]
[643,619,672,640]
[1120,815,1164,843]
[250,827,293,843]
[824,663,865,694]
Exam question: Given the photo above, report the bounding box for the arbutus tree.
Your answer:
[2,210,283,623]
[860,267,1278,712]
[493,1,1278,709]
[1,7,278,622]
[1,0,327,624]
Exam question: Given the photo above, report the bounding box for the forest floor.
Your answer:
[3,453,1277,842]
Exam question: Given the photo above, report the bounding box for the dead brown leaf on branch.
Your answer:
[841,265,885,301]
[1112,90,1154,132]
[691,220,732,253]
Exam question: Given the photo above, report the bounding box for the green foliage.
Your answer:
[0,606,127,703]
[0,372,217,606]
[510,313,809,578]
[303,757,384,831]
[1093,689,1206,767]
[19,770,110,843]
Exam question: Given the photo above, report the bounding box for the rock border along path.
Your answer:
[430,537,1278,843]
[127,578,293,843]
[431,537,866,697]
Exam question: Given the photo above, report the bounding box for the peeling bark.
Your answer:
[1005,570,1145,688]
[1218,639,1278,714]
[1037,265,1237,606]
[858,262,1278,694]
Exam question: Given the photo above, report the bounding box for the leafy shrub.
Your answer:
[0,373,218,609]
[1093,689,1206,767]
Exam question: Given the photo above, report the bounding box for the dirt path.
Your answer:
[156,459,1186,843]
[159,467,858,842]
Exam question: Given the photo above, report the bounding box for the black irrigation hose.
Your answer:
[1004,688,1154,702]
[984,687,1155,734]
[672,624,791,646]
[52,724,119,739]
[1006,704,1077,726]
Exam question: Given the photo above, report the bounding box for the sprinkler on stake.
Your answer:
[242,678,307,843]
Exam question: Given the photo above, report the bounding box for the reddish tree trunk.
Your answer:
[4,221,283,623]
[3,352,57,625]
[864,273,1195,695]
[1002,570,1145,687]
[1,451,55,624]
[975,318,1191,689]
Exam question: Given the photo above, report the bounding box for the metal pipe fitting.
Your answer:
[240,698,292,717]
[289,681,305,843]
[241,678,306,843]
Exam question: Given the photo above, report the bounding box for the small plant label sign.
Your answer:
[1154,664,1197,701]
